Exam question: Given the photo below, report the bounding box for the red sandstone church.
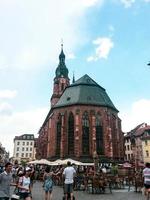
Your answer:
[36,45,124,162]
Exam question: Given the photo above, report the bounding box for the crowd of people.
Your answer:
[1,161,150,200]
[0,161,76,200]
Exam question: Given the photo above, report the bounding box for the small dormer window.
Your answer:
[67,97,71,101]
[87,78,91,83]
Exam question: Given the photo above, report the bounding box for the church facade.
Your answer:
[36,46,124,162]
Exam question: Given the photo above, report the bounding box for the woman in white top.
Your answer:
[17,167,32,200]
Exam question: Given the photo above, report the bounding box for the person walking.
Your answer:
[43,166,57,200]
[143,162,150,199]
[0,162,15,200]
[62,161,76,200]
[17,167,32,200]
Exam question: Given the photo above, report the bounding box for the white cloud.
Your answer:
[0,106,49,156]
[0,90,17,99]
[87,37,114,61]
[120,0,135,8]
[66,53,76,60]
[87,56,95,62]
[0,102,13,116]
[119,99,150,132]
[0,0,103,70]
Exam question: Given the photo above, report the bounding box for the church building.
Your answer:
[36,45,124,162]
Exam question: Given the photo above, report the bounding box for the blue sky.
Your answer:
[0,0,150,156]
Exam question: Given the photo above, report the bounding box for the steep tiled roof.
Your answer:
[53,74,118,111]
[14,134,34,141]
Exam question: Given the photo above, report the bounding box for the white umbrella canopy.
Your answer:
[28,159,55,165]
[54,158,82,166]
[29,158,94,166]
[28,159,40,164]
[51,159,63,165]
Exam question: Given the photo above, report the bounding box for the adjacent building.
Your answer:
[36,45,124,162]
[124,123,150,166]
[13,134,35,162]
[141,128,150,163]
[0,142,9,164]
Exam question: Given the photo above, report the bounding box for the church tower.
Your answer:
[51,44,70,107]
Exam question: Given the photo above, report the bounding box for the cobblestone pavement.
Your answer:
[11,181,146,200]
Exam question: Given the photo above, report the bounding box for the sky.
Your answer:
[0,0,150,156]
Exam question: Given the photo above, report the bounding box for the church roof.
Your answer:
[53,74,118,111]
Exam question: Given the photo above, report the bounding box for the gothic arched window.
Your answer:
[68,112,74,155]
[56,114,61,156]
[96,114,104,155]
[82,111,89,155]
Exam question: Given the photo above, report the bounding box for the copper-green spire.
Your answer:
[55,44,69,78]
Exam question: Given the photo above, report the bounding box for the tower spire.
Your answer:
[55,42,68,78]
[72,71,75,83]
[51,44,70,107]
[61,39,63,51]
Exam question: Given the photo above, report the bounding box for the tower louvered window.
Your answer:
[68,112,74,155]
[82,112,89,155]
[96,114,104,155]
[56,114,61,156]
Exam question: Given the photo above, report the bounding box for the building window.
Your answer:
[96,114,104,155]
[23,142,25,146]
[17,142,20,145]
[26,153,28,157]
[30,153,32,157]
[27,142,29,145]
[16,153,19,157]
[22,147,24,151]
[30,142,33,145]
[128,154,130,160]
[22,153,24,157]
[30,147,32,151]
[127,145,130,151]
[145,140,148,146]
[146,150,149,157]
[17,147,19,151]
[56,114,62,156]
[68,112,74,155]
[82,111,89,155]
[26,147,28,151]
